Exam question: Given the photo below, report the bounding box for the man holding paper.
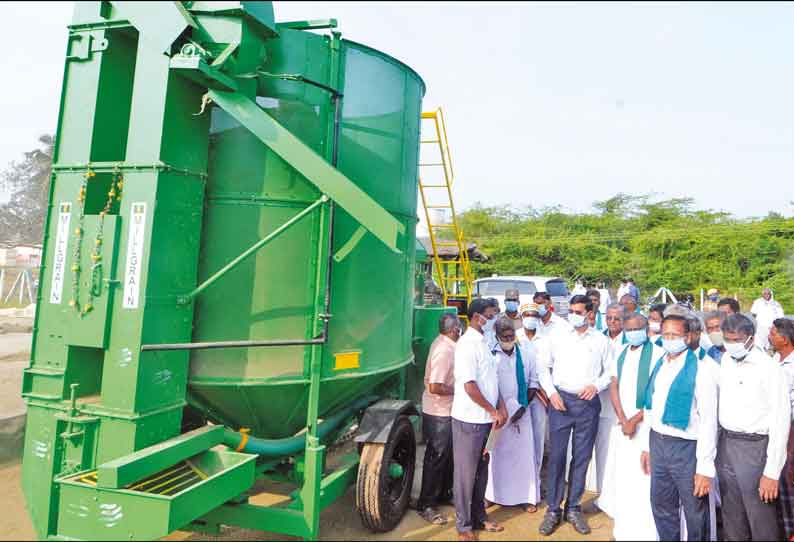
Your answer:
[485,316,541,513]
[451,298,507,541]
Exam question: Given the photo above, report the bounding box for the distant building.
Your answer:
[0,245,42,267]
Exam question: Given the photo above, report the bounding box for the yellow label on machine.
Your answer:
[334,351,361,370]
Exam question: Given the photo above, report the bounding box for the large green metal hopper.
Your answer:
[186,30,425,439]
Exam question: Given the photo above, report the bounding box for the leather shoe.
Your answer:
[565,509,591,535]
[538,511,561,536]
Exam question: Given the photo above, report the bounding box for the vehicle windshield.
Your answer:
[476,280,537,296]
[545,280,569,297]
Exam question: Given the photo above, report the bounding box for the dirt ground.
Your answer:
[0,324,613,541]
[1,454,612,542]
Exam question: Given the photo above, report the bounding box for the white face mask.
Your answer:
[649,321,662,334]
[725,337,753,360]
[481,315,496,334]
[708,331,724,348]
[568,312,588,329]
[662,337,688,355]
[523,316,539,330]
[499,339,515,352]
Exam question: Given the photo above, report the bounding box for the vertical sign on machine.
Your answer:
[123,202,147,309]
[49,202,72,304]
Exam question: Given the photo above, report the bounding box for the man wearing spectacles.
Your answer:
[639,315,718,541]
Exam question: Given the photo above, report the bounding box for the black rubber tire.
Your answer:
[355,415,416,532]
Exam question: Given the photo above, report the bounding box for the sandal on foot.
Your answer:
[418,506,447,525]
[481,521,504,532]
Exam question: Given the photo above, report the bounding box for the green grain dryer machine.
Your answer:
[21,2,455,539]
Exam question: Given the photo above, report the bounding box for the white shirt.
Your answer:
[493,342,540,417]
[605,330,626,365]
[641,349,719,478]
[774,351,794,418]
[536,312,572,339]
[611,342,666,420]
[537,326,611,398]
[451,327,500,424]
[718,347,791,479]
[751,298,784,327]
[597,288,612,313]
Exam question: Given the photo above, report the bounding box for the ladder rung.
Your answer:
[420,139,440,144]
[420,184,449,188]
[443,277,467,281]
[435,242,460,247]
[419,163,445,167]
[426,205,451,209]
[430,224,455,228]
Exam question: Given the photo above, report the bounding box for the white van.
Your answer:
[473,275,571,317]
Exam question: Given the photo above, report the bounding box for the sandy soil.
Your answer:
[0,327,613,541]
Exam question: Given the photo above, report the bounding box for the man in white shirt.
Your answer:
[485,317,540,512]
[451,298,507,541]
[589,303,627,513]
[716,314,790,541]
[518,303,550,500]
[769,317,794,541]
[639,315,718,541]
[750,288,785,351]
[604,313,665,540]
[536,295,610,536]
[596,281,612,314]
[587,289,606,332]
[533,291,571,338]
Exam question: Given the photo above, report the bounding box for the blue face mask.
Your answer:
[505,300,519,313]
[662,337,688,355]
[537,304,548,317]
[625,329,648,346]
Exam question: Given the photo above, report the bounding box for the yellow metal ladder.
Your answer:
[418,108,474,318]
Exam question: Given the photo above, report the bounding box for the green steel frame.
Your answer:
[22,3,437,541]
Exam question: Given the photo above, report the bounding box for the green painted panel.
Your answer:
[208,88,405,252]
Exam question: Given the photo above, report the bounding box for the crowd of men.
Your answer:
[417,285,794,541]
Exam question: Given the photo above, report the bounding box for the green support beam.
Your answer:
[208,89,406,253]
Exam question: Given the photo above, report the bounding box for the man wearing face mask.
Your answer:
[603,313,664,540]
[451,298,507,540]
[620,294,640,315]
[588,303,627,514]
[715,313,790,541]
[417,313,461,526]
[639,315,718,542]
[703,289,720,313]
[503,288,523,331]
[485,317,540,513]
[769,318,794,541]
[704,312,726,364]
[533,291,571,338]
[536,295,610,536]
[518,303,550,494]
[648,304,667,347]
[587,289,606,332]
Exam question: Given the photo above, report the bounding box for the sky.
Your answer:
[1,1,793,219]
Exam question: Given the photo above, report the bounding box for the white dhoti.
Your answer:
[603,424,657,541]
[486,342,541,506]
[485,408,540,506]
[529,397,547,487]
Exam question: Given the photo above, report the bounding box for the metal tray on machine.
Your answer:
[56,445,255,540]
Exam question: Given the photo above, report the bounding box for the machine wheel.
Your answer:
[356,415,416,532]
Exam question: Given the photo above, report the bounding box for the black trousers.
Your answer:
[417,412,454,509]
[546,389,600,514]
[649,430,708,541]
[717,429,779,541]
